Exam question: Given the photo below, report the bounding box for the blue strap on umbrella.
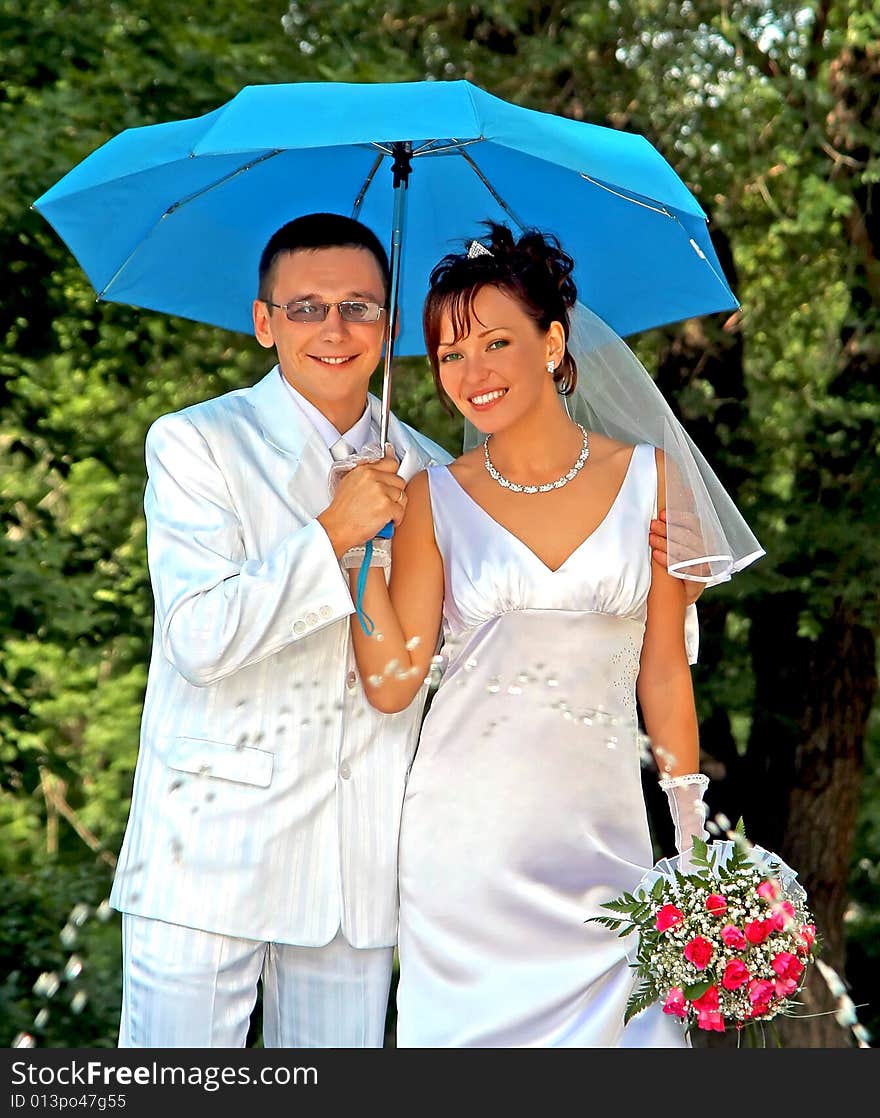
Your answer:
[354,519,393,636]
[355,541,375,635]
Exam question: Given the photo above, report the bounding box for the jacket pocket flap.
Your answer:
[166,737,273,788]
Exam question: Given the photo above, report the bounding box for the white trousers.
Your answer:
[119,915,393,1048]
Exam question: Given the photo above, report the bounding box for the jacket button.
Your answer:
[293,620,306,635]
[305,611,319,626]
[319,605,332,619]
[339,761,352,780]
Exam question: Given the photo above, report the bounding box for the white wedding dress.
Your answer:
[396,443,688,1048]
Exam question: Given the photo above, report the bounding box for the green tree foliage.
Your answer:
[1,0,877,1046]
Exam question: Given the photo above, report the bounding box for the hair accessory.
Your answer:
[484,424,589,494]
[467,239,493,259]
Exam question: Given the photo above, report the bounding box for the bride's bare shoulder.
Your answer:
[586,431,639,464]
[447,445,484,483]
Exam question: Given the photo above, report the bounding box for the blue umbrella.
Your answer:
[34,79,736,444]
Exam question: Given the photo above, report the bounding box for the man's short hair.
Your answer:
[258,213,391,302]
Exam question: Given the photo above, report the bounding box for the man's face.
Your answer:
[253,246,387,429]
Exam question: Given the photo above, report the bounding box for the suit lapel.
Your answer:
[247,366,326,464]
[245,367,336,519]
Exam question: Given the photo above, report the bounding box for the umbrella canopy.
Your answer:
[34,79,736,360]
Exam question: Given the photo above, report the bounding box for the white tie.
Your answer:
[330,438,355,461]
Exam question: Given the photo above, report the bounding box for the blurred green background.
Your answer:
[1,0,877,1048]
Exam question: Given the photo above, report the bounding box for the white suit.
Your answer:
[110,366,450,1044]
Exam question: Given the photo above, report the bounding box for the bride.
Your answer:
[346,223,761,1047]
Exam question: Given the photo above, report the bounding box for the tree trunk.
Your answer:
[741,599,875,1047]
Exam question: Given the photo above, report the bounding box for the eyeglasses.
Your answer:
[265,298,386,324]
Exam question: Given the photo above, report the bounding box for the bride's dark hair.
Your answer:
[422,222,578,413]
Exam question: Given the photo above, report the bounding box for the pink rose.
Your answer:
[692,985,720,1011]
[774,976,798,998]
[655,903,685,932]
[705,893,728,916]
[662,987,688,1019]
[722,959,750,991]
[757,879,781,901]
[684,935,714,970]
[772,952,804,983]
[692,986,724,1031]
[747,978,776,1014]
[721,924,748,950]
[745,918,772,945]
[769,900,796,931]
[798,923,817,951]
[697,1009,726,1032]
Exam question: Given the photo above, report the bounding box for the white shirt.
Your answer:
[279,369,375,453]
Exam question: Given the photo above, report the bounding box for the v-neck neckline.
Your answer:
[439,444,642,574]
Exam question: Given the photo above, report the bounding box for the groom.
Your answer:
[109,211,691,1048]
[110,212,450,1048]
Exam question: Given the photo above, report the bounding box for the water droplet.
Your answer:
[486,677,501,694]
[60,924,77,948]
[368,675,383,688]
[70,903,90,926]
[405,636,421,651]
[716,812,732,833]
[34,1009,50,1028]
[507,685,521,696]
[71,991,88,1015]
[384,658,401,675]
[464,657,478,672]
[13,1033,35,1048]
[63,956,83,981]
[96,900,112,922]
[546,677,559,688]
[33,972,60,998]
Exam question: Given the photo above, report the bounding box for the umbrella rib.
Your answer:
[165,150,284,216]
[457,149,527,231]
[351,153,385,218]
[96,149,284,299]
[576,173,731,293]
[411,138,484,156]
[578,172,672,218]
[368,139,484,158]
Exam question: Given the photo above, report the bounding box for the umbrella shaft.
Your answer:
[379,147,411,447]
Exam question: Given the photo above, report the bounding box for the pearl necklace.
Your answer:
[483,424,590,494]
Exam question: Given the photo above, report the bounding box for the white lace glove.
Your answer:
[659,773,710,873]
[328,442,396,570]
[340,537,391,570]
[327,441,386,498]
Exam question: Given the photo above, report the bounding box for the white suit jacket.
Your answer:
[109,367,451,948]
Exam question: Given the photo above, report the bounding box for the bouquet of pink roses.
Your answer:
[589,835,819,1036]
